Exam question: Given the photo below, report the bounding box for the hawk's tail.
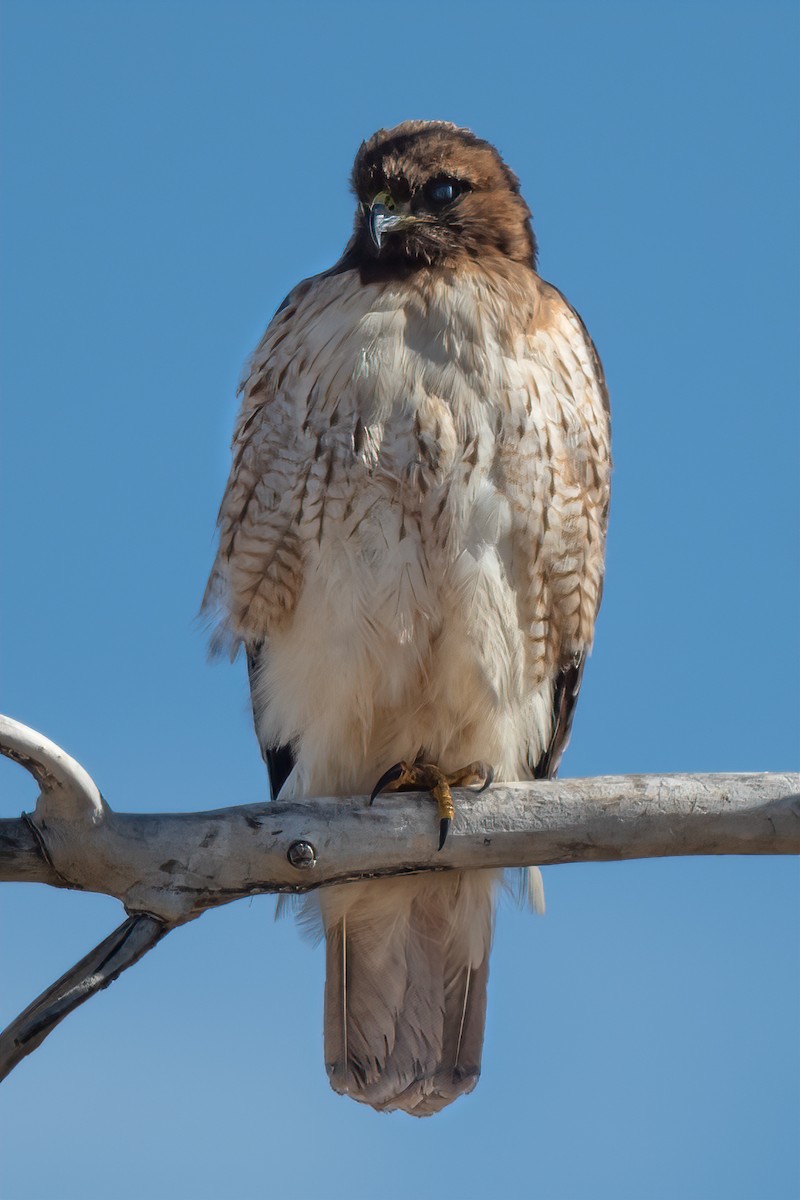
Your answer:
[321,869,498,1116]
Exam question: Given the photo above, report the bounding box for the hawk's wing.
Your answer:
[247,642,294,799]
[204,265,357,796]
[533,653,586,780]
[203,255,359,656]
[204,284,310,653]
[506,281,611,780]
[203,278,320,793]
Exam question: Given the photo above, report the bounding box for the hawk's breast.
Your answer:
[213,263,608,793]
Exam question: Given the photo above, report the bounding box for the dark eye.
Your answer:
[423,177,466,208]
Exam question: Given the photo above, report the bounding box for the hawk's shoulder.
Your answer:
[531,275,610,417]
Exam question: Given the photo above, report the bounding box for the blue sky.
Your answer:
[1,2,798,1198]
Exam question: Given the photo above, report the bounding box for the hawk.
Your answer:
[205,121,611,1115]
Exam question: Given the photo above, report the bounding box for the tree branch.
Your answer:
[0,714,106,824]
[0,816,62,886]
[0,914,169,1081]
[1,717,797,921]
[2,714,798,1082]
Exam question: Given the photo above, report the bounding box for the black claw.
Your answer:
[369,762,405,806]
[474,766,494,794]
[438,817,451,851]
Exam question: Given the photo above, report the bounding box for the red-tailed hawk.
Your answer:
[205,121,611,1115]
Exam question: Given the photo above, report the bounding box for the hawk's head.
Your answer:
[350,121,537,278]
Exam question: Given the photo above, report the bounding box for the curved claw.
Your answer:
[438,817,451,852]
[369,761,406,806]
[474,766,494,794]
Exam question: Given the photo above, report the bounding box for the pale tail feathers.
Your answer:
[322,869,497,1116]
[510,864,546,915]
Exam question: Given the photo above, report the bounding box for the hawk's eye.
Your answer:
[423,177,466,209]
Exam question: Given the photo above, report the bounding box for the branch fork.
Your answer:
[2,713,798,1083]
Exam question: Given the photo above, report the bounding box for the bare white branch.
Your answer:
[1,714,798,1083]
[0,715,106,824]
[0,914,168,1082]
[1,715,797,923]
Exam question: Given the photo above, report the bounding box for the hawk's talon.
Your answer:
[475,766,494,794]
[368,758,493,850]
[369,761,409,805]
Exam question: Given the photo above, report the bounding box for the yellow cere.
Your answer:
[371,190,395,210]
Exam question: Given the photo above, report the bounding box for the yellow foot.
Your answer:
[369,759,494,851]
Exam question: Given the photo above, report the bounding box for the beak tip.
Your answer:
[368,205,384,251]
[368,203,404,252]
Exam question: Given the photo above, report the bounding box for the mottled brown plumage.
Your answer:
[206,120,611,1115]
[349,121,537,275]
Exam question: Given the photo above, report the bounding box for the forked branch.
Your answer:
[2,714,798,1082]
[0,914,168,1081]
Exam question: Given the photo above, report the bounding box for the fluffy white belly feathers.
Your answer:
[246,272,546,800]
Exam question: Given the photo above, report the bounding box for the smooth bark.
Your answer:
[2,714,798,1082]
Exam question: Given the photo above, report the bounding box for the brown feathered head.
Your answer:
[349,120,537,277]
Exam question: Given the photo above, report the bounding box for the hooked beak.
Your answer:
[368,202,412,250]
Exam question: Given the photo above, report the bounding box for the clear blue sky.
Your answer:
[1,2,798,1198]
